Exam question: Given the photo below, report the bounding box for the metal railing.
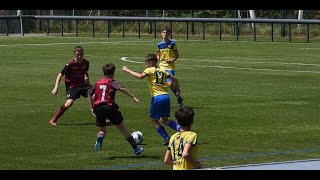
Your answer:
[1,15,320,42]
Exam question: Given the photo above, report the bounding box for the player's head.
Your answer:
[73,46,84,59]
[175,106,195,127]
[145,53,158,67]
[103,63,116,77]
[161,27,171,38]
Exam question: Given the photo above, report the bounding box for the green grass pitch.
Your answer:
[1,36,320,170]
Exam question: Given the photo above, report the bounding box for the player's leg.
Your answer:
[49,87,79,126]
[94,104,109,151]
[95,126,106,152]
[150,95,170,145]
[49,99,74,126]
[115,122,144,155]
[111,109,143,155]
[158,94,180,132]
[166,70,183,107]
[161,117,180,132]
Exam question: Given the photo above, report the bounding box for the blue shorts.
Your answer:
[150,94,170,120]
[165,70,175,83]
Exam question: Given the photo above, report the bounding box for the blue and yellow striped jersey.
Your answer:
[157,40,178,70]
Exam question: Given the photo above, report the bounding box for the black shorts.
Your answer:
[94,104,124,127]
[66,85,92,100]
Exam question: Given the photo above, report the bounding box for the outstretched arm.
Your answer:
[122,66,147,79]
[119,87,140,103]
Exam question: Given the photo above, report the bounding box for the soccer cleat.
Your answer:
[177,96,183,107]
[134,146,144,155]
[49,118,57,126]
[162,138,170,146]
[95,133,105,152]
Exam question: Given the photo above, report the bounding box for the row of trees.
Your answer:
[2,10,320,19]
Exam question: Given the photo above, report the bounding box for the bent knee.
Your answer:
[65,100,74,108]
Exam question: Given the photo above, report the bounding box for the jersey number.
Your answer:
[99,85,107,101]
[154,71,165,85]
[171,138,184,161]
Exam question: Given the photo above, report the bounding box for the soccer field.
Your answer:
[1,36,320,170]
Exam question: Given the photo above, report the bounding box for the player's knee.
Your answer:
[65,100,73,108]
[111,118,123,125]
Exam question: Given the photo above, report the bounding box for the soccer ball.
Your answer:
[131,131,144,145]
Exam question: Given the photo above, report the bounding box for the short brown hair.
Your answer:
[175,106,195,127]
[103,63,116,76]
[161,27,171,32]
[145,53,158,63]
[73,46,84,53]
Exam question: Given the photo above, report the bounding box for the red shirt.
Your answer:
[89,77,124,107]
[61,59,89,88]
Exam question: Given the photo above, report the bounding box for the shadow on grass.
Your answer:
[59,122,95,126]
[105,155,161,160]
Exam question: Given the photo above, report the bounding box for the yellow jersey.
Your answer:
[168,131,198,170]
[143,67,170,97]
[157,40,178,70]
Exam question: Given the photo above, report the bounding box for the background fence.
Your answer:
[1,14,320,42]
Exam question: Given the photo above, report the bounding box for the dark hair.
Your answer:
[175,106,195,127]
[73,46,84,53]
[145,53,158,63]
[161,27,171,32]
[103,63,116,76]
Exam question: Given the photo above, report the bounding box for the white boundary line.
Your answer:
[211,158,320,170]
[120,57,320,74]
[120,57,143,64]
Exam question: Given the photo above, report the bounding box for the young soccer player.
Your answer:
[164,106,201,170]
[88,63,143,155]
[157,27,183,107]
[122,53,181,146]
[49,46,92,126]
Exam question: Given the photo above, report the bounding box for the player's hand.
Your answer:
[91,109,96,116]
[51,86,58,95]
[132,96,140,103]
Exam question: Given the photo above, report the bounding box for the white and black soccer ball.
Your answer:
[131,131,144,145]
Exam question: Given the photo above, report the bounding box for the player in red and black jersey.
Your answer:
[49,46,92,126]
[88,63,143,155]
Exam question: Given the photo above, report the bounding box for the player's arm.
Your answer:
[156,50,160,61]
[122,66,147,79]
[119,87,140,103]
[52,64,68,95]
[51,73,63,95]
[84,72,91,86]
[84,61,91,86]
[164,148,173,165]
[182,143,201,169]
[166,45,179,63]
[172,49,179,62]
[87,85,96,116]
